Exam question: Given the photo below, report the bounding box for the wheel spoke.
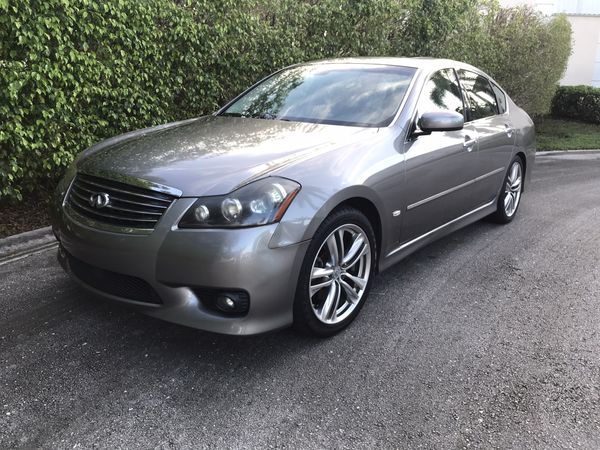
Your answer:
[326,234,339,266]
[339,278,359,304]
[310,279,333,297]
[331,281,341,318]
[312,266,333,280]
[510,177,522,192]
[504,192,512,210]
[319,281,340,322]
[341,234,367,268]
[342,272,367,290]
[510,164,519,183]
[336,229,345,262]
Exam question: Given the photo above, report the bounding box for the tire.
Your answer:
[293,207,377,337]
[488,155,524,224]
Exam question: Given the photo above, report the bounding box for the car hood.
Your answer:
[78,116,377,196]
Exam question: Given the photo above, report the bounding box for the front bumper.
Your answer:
[53,197,310,335]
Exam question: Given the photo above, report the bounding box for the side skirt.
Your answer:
[379,200,497,272]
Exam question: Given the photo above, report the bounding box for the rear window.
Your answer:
[458,70,499,121]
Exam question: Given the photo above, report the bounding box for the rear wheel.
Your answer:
[294,208,376,337]
[488,156,524,224]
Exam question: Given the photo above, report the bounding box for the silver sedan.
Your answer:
[51,57,535,336]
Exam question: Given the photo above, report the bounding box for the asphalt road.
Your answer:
[1,152,600,449]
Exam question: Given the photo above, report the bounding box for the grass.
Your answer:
[535,117,600,151]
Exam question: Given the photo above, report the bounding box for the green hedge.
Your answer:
[551,85,600,124]
[0,0,572,201]
[463,6,572,119]
[0,0,275,200]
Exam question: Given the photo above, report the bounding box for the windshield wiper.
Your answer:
[256,114,292,122]
[220,112,292,122]
[219,112,245,117]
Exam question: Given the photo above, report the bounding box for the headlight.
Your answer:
[178,177,301,228]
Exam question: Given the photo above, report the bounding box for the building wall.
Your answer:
[499,0,600,86]
[562,15,600,86]
[499,0,558,15]
[500,0,600,15]
[556,0,600,15]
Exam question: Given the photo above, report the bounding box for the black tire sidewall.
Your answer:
[293,207,377,337]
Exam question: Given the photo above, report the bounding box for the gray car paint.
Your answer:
[52,57,535,335]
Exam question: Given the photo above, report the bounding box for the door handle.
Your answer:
[464,136,477,151]
[504,123,514,138]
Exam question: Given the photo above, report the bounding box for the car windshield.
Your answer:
[220,64,416,127]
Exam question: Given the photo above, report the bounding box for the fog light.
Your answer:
[216,295,236,311]
[193,289,250,316]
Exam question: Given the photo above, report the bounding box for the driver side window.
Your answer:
[418,69,465,118]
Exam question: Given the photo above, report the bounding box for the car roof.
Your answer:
[302,56,482,73]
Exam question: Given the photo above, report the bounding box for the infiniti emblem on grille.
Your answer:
[89,192,110,209]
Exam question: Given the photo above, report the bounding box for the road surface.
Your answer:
[1,152,599,448]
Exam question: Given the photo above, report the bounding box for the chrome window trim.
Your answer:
[406,167,505,211]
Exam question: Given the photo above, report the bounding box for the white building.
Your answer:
[499,0,600,87]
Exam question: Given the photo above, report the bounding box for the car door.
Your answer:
[401,68,482,243]
[458,70,516,204]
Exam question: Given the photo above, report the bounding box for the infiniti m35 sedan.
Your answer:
[51,58,535,336]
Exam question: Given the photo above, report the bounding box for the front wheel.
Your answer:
[293,208,377,337]
[488,156,524,224]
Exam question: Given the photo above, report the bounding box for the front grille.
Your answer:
[67,173,175,230]
[66,251,162,304]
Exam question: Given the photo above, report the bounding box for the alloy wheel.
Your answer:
[504,161,522,217]
[309,224,372,325]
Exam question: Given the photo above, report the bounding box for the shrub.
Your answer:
[448,5,572,116]
[0,0,273,201]
[551,85,600,124]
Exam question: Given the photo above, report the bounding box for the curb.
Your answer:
[537,149,600,156]
[0,226,57,266]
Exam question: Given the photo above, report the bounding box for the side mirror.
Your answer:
[418,111,464,134]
